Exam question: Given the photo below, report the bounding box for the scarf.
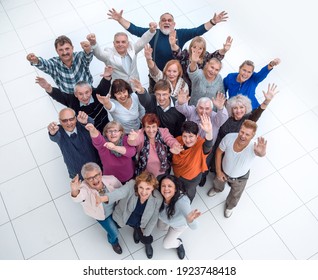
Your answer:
[135,130,171,176]
[105,135,124,157]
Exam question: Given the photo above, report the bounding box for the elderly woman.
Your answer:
[70,162,123,254]
[144,45,189,97]
[85,121,136,184]
[223,58,280,109]
[158,174,201,259]
[128,113,181,179]
[97,78,145,133]
[209,83,278,176]
[98,171,163,259]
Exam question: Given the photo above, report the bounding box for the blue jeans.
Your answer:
[97,215,119,245]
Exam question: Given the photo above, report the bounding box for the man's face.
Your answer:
[159,13,175,35]
[74,84,93,105]
[196,101,212,116]
[59,109,77,132]
[113,35,129,56]
[56,43,74,65]
[155,89,171,109]
[203,60,221,80]
[237,126,255,146]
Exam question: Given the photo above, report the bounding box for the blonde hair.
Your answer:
[189,36,206,63]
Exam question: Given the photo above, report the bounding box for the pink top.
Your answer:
[92,133,136,182]
[128,127,178,177]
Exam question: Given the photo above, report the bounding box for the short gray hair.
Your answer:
[74,81,91,93]
[81,162,101,179]
[226,94,252,117]
[196,97,213,109]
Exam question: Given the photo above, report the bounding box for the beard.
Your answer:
[160,28,171,35]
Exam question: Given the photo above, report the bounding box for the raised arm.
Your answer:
[85,123,100,138]
[26,53,39,65]
[260,83,279,109]
[107,8,131,29]
[218,36,233,56]
[254,137,267,157]
[267,58,281,70]
[204,11,228,31]
[35,76,53,93]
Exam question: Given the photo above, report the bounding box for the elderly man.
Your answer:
[86,22,157,86]
[108,8,228,91]
[188,54,224,106]
[175,92,228,186]
[27,35,93,94]
[36,66,112,132]
[208,120,267,218]
[132,78,185,137]
[48,108,101,180]
[71,162,123,254]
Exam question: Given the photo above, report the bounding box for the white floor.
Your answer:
[0,0,318,261]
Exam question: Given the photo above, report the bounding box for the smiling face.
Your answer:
[56,42,74,65]
[74,83,92,105]
[105,124,123,143]
[114,90,130,105]
[203,59,221,81]
[144,122,158,140]
[137,181,154,202]
[196,100,212,116]
[182,132,198,148]
[164,63,179,84]
[232,103,247,120]
[237,126,255,146]
[84,169,103,190]
[159,13,175,35]
[160,178,176,203]
[237,64,254,83]
[113,34,129,56]
[155,89,171,109]
[190,42,205,58]
[59,108,77,132]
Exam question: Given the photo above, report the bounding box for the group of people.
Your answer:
[26,7,280,259]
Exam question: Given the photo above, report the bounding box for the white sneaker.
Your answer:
[208,188,217,197]
[224,208,233,218]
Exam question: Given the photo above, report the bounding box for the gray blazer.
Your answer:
[107,180,163,236]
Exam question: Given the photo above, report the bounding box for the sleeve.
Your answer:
[107,180,134,203]
[177,25,207,48]
[179,197,198,230]
[48,130,61,143]
[127,129,144,147]
[95,77,112,96]
[127,23,149,37]
[187,64,200,82]
[203,138,213,154]
[122,135,136,158]
[175,102,193,119]
[136,89,153,109]
[248,106,265,122]
[79,50,93,67]
[253,65,271,83]
[143,192,163,236]
[91,132,106,150]
[173,48,189,62]
[134,29,156,53]
[138,98,146,121]
[205,50,225,62]
[91,43,110,64]
[48,87,73,107]
[213,107,229,128]
[34,57,57,76]
[71,184,89,203]
[149,63,163,82]
[160,128,179,147]
[218,134,229,151]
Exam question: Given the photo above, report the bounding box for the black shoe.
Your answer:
[145,244,153,259]
[176,238,185,259]
[112,243,122,254]
[133,228,140,244]
[198,175,206,187]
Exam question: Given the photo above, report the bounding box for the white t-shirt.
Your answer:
[219,133,256,178]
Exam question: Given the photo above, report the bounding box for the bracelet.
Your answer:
[210,19,216,26]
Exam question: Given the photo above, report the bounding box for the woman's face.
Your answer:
[105,126,123,143]
[137,181,154,201]
[164,64,179,83]
[114,90,129,104]
[160,178,176,202]
[84,170,102,190]
[191,42,204,57]
[144,122,158,140]
[237,64,254,82]
[232,103,247,120]
[182,132,198,148]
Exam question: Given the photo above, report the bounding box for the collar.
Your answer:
[80,96,94,107]
[65,127,78,137]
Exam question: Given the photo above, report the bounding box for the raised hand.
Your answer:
[85,123,99,138]
[222,36,233,53]
[199,113,212,134]
[149,22,157,33]
[186,209,201,223]
[77,111,88,124]
[170,142,184,154]
[263,83,279,102]
[80,41,91,54]
[130,78,145,94]
[104,142,116,150]
[96,93,112,109]
[128,129,138,142]
[212,92,226,110]
[269,58,281,67]
[70,174,81,193]
[35,76,52,92]
[212,11,228,24]
[101,66,113,79]
[107,8,123,21]
[144,44,153,60]
[254,137,267,157]
[47,121,59,135]
[26,53,39,64]
[169,30,178,50]
[86,33,97,46]
[177,87,190,105]
[190,48,201,64]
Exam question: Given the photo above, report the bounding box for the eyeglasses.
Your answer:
[155,93,170,98]
[59,116,76,123]
[107,129,120,134]
[85,172,101,182]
